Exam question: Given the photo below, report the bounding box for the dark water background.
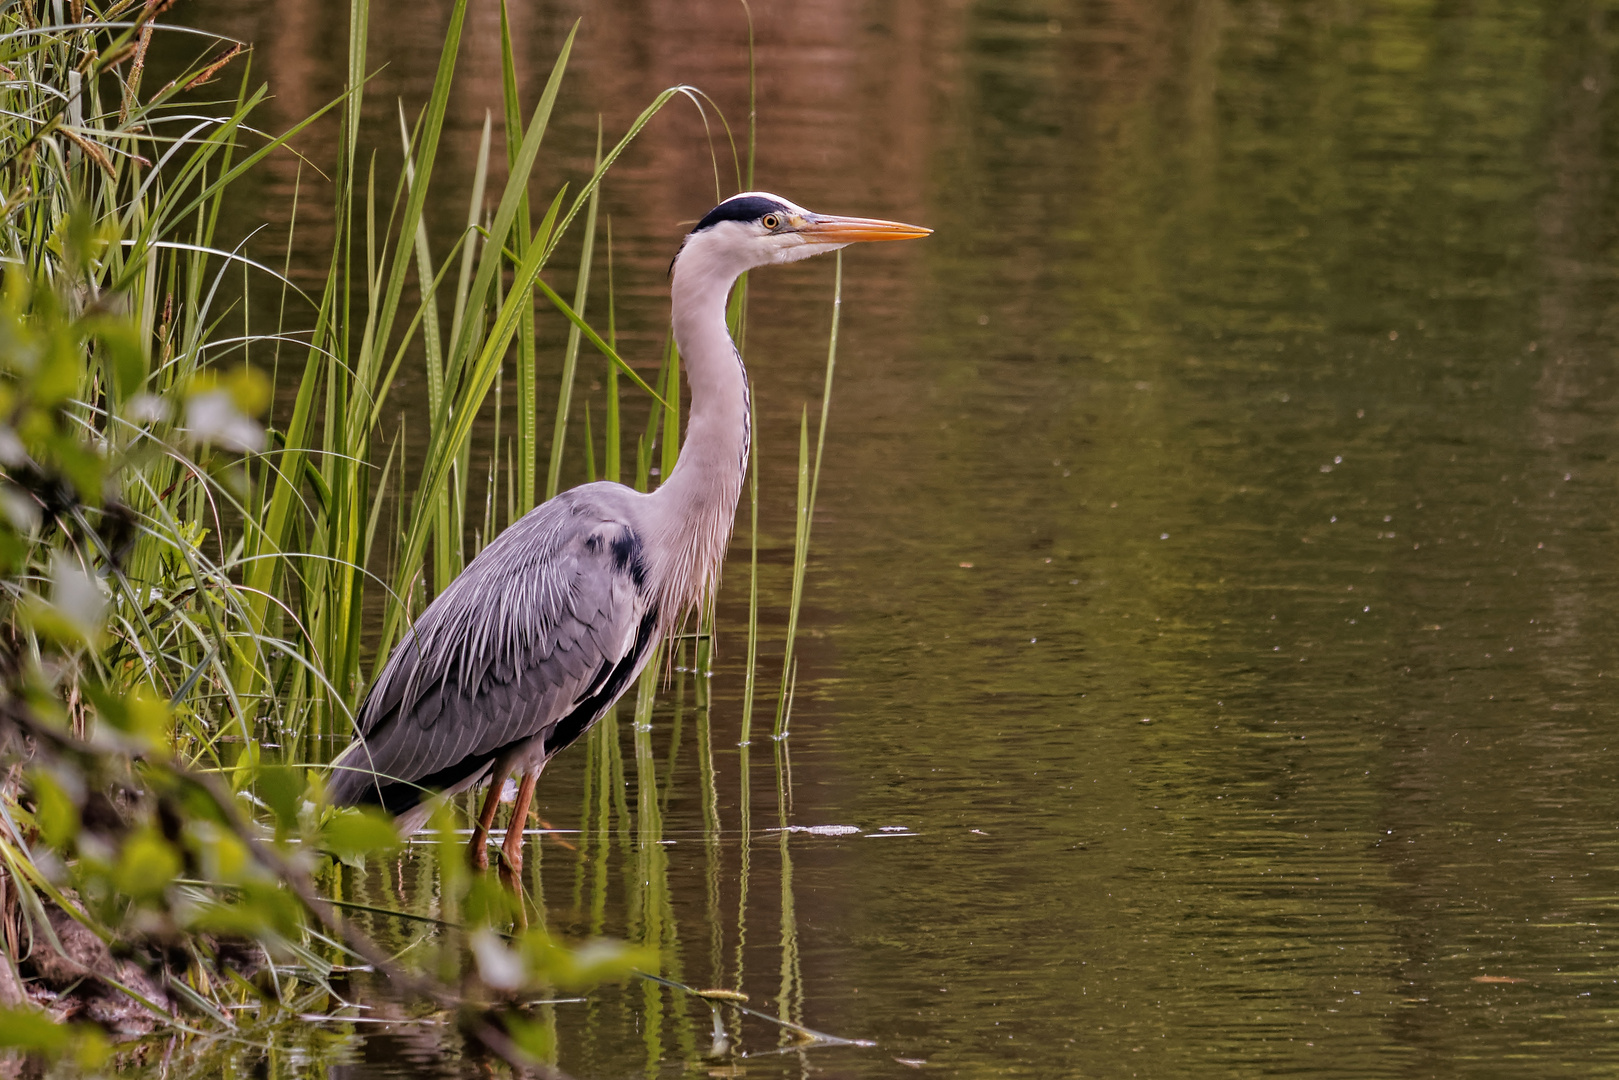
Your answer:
[163,0,1619,1075]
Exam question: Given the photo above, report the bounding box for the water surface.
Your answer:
[172,0,1619,1075]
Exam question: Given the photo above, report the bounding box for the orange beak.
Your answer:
[795,214,933,244]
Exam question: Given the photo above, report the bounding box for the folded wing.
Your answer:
[327,487,657,817]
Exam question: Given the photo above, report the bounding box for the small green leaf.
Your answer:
[320,807,401,867]
[258,765,305,832]
[33,325,83,405]
[21,552,106,647]
[50,441,105,506]
[230,739,261,793]
[84,315,146,404]
[0,1006,68,1054]
[223,367,271,415]
[187,818,250,883]
[517,930,657,991]
[500,1011,555,1063]
[61,209,95,274]
[26,768,78,850]
[114,828,181,904]
[88,683,170,751]
[73,1027,110,1069]
[185,881,300,939]
[464,873,518,927]
[0,530,24,575]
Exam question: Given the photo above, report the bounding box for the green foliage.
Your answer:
[498,1010,557,1066]
[86,683,170,751]
[111,827,179,903]
[0,0,681,1059]
[25,768,76,849]
[318,806,400,868]
[256,764,305,834]
[471,926,655,994]
[0,1005,107,1067]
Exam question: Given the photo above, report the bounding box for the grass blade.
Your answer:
[545,122,603,501]
[772,252,843,739]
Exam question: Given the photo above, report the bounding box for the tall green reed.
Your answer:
[231,0,685,756]
[0,5,341,757]
[770,251,843,739]
[546,125,602,501]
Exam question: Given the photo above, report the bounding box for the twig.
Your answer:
[636,970,875,1049]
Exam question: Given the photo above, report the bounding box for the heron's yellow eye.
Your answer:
[762,214,780,230]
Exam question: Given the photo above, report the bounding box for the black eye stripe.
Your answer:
[691,196,790,233]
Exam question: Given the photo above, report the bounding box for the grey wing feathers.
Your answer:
[327,487,651,809]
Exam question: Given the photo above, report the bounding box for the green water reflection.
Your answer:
[167,0,1619,1075]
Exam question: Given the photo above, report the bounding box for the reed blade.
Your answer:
[546,123,603,501]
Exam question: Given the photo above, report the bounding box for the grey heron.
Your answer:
[326,191,930,872]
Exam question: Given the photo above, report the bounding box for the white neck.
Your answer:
[643,243,751,623]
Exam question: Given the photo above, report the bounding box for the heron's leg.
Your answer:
[499,771,538,876]
[469,761,513,871]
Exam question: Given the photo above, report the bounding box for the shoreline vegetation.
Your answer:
[0,0,837,1071]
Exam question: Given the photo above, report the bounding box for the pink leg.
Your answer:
[469,762,512,871]
[499,771,538,877]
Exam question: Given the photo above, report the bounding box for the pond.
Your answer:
[173,0,1619,1075]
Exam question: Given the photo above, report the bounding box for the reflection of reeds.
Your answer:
[630,650,706,1065]
[697,693,724,986]
[734,739,754,1048]
[774,740,803,1045]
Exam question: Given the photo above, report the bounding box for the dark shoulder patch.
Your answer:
[692,195,787,234]
[609,529,647,590]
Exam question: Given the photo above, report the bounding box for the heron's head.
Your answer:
[673,191,930,282]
